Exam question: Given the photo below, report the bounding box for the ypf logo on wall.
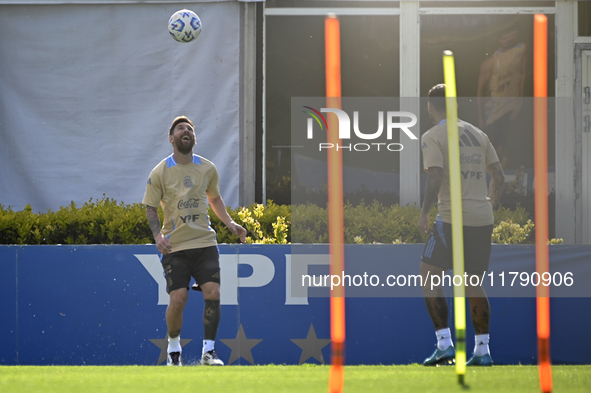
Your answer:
[301,106,418,152]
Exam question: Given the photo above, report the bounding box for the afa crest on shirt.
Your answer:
[184,176,194,189]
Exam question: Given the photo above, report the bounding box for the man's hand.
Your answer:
[228,221,247,243]
[417,211,430,234]
[155,233,172,255]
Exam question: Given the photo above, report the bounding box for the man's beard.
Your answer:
[428,110,435,125]
[174,134,194,155]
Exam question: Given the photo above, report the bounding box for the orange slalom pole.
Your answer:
[325,13,345,393]
[534,14,552,393]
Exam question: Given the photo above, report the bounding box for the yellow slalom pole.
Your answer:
[325,13,345,393]
[442,50,467,385]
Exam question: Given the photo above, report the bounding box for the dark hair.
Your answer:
[499,19,522,37]
[169,116,194,135]
[428,84,446,112]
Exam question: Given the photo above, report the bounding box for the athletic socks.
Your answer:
[435,329,490,356]
[474,334,490,357]
[168,335,182,353]
[168,336,216,355]
[202,339,215,355]
[436,328,454,350]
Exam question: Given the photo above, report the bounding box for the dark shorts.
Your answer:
[421,217,493,274]
[161,246,220,294]
[485,111,512,151]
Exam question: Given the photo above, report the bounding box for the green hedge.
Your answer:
[0,196,559,245]
[0,198,153,245]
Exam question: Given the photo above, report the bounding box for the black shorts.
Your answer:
[485,112,512,151]
[161,246,220,294]
[421,217,493,274]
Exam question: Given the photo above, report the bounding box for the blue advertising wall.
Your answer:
[0,244,590,366]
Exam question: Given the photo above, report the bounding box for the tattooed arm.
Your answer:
[146,205,172,255]
[486,161,505,208]
[417,166,444,233]
[208,195,247,243]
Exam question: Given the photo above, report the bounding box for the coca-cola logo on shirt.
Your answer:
[178,198,200,209]
[460,153,482,165]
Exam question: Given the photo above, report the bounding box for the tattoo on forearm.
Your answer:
[422,188,439,215]
[487,162,505,206]
[146,206,162,237]
[421,167,443,214]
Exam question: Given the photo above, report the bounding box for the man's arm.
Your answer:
[208,195,247,243]
[510,45,528,123]
[146,205,172,254]
[486,161,505,208]
[417,166,444,233]
[477,58,493,130]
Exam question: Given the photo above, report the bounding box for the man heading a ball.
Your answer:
[143,116,246,366]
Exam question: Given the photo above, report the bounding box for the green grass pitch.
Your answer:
[1,365,590,392]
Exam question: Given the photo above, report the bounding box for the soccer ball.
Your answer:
[168,9,202,43]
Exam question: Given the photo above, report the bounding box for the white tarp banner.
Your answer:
[0,2,240,212]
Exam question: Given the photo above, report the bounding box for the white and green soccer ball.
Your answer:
[168,9,202,43]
